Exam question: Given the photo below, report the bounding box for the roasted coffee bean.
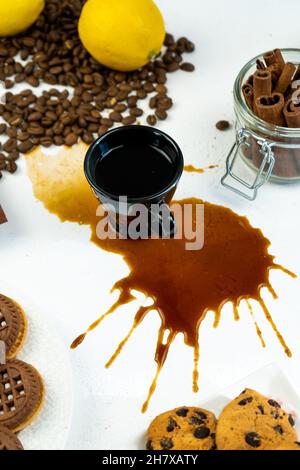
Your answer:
[245,432,261,448]
[65,133,78,147]
[127,96,138,108]
[122,115,136,125]
[130,108,143,117]
[155,109,168,120]
[216,120,230,131]
[167,63,179,73]
[98,125,109,135]
[114,103,127,113]
[7,150,19,161]
[0,123,7,134]
[194,426,210,439]
[180,62,195,72]
[82,132,94,145]
[176,408,189,417]
[4,80,14,89]
[17,140,34,153]
[149,96,157,109]
[3,139,17,152]
[147,115,157,126]
[160,438,174,450]
[109,111,122,122]
[6,161,17,173]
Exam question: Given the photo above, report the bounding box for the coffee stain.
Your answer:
[26,143,295,412]
[184,164,218,173]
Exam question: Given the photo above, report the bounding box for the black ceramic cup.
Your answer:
[84,125,184,238]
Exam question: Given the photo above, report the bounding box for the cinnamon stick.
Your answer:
[274,62,296,94]
[283,99,300,128]
[264,50,276,67]
[242,83,254,111]
[256,93,285,126]
[253,70,272,101]
[273,48,285,72]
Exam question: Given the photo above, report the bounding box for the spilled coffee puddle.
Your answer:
[26,144,295,412]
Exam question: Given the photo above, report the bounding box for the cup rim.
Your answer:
[84,125,184,203]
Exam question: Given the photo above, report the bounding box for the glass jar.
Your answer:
[221,49,300,200]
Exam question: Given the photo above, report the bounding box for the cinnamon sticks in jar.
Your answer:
[242,48,300,128]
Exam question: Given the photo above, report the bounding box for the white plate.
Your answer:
[0,281,73,450]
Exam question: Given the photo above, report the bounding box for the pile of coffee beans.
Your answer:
[0,0,195,178]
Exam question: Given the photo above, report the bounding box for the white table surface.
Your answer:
[1,0,300,450]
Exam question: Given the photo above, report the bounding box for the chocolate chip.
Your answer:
[216,120,230,131]
[189,416,204,426]
[271,410,280,419]
[195,410,207,420]
[288,415,295,427]
[146,440,153,450]
[268,399,281,409]
[258,405,264,414]
[194,426,210,439]
[245,432,261,448]
[176,408,189,417]
[160,438,174,449]
[273,425,283,435]
[166,417,178,432]
[238,397,253,406]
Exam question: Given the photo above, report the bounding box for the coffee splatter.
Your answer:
[184,164,218,174]
[26,144,295,412]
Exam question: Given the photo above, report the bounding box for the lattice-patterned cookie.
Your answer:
[0,425,23,450]
[0,359,44,432]
[0,294,27,359]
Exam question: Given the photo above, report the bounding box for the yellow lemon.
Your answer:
[0,0,45,37]
[78,0,165,72]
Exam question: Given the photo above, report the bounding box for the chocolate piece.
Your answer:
[194,426,210,439]
[0,359,44,432]
[238,397,253,406]
[0,295,27,359]
[288,415,295,427]
[0,425,23,450]
[268,399,281,409]
[245,432,261,448]
[166,417,178,432]
[274,425,284,435]
[176,408,189,417]
[160,438,174,449]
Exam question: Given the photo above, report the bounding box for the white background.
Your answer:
[1,0,300,449]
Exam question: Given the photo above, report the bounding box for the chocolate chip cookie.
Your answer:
[0,425,23,450]
[146,407,217,450]
[0,294,27,359]
[216,388,297,450]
